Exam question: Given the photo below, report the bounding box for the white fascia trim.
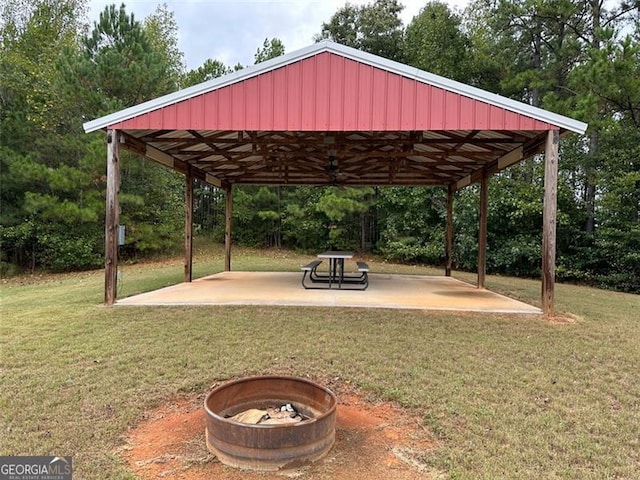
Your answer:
[83,40,588,135]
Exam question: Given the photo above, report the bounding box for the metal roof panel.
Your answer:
[84,41,587,135]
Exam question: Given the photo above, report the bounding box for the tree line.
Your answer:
[1,0,638,293]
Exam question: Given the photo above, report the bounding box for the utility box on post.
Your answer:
[118,225,125,246]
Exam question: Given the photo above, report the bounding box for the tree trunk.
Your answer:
[583,0,603,236]
[584,131,599,235]
[531,27,542,107]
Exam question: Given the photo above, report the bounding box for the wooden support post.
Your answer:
[184,166,194,282]
[542,130,559,316]
[478,174,488,289]
[224,186,232,272]
[104,130,120,306]
[445,185,454,276]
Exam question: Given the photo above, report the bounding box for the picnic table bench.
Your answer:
[356,261,369,273]
[300,260,323,288]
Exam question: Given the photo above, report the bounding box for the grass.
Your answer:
[1,242,639,479]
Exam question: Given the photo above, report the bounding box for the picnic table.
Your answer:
[301,251,369,290]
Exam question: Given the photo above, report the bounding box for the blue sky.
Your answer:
[87,0,470,71]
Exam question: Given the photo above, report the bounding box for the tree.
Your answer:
[405,1,472,82]
[466,0,585,106]
[144,3,185,87]
[461,0,640,291]
[70,4,185,254]
[315,187,374,249]
[280,187,327,250]
[316,0,405,61]
[555,1,638,234]
[182,58,230,87]
[376,187,446,264]
[0,0,85,145]
[564,20,640,290]
[62,3,176,117]
[10,3,188,267]
[254,37,285,63]
[0,0,105,272]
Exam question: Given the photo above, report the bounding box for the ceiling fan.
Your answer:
[325,156,344,185]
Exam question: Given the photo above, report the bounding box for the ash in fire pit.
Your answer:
[205,376,337,471]
[228,403,309,425]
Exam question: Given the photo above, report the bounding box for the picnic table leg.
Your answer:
[332,259,337,288]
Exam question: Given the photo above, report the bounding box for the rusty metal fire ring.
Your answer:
[204,375,337,471]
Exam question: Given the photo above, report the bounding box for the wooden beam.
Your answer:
[104,130,120,306]
[205,173,223,188]
[478,173,488,289]
[142,144,175,168]
[445,184,454,276]
[184,166,194,283]
[497,146,524,170]
[450,145,527,194]
[120,133,228,189]
[456,175,471,191]
[542,130,559,316]
[225,186,232,272]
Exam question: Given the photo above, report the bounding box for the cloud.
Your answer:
[87,0,470,70]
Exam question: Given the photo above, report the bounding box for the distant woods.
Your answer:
[1,0,638,292]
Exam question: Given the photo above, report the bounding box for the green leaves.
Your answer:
[24,193,98,223]
[182,59,231,87]
[144,3,185,85]
[254,37,285,64]
[67,3,176,116]
[317,0,405,61]
[1,0,638,292]
[405,2,471,81]
[316,187,372,222]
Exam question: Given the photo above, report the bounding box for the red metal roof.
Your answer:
[83,41,587,188]
[109,52,553,132]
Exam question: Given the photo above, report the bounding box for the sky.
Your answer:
[87,0,471,71]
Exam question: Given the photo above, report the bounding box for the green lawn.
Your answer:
[1,244,639,479]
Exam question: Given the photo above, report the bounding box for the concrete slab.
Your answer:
[117,272,541,314]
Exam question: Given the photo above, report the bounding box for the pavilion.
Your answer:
[83,40,588,315]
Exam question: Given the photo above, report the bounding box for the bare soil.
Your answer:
[118,381,439,479]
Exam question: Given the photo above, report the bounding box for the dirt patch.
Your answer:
[119,381,439,479]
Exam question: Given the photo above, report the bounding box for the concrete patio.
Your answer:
[117,272,541,314]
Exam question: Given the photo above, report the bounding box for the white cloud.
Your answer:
[86,0,470,70]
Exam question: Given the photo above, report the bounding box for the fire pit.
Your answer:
[204,376,337,471]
